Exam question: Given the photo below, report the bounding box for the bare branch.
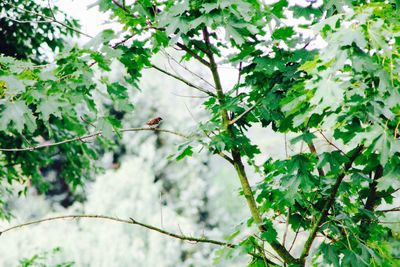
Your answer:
[9,3,92,38]
[235,61,243,96]
[288,227,300,252]
[318,130,346,155]
[3,17,53,24]
[171,92,208,99]
[0,214,234,248]
[112,35,134,48]
[377,207,400,212]
[162,50,216,89]
[151,64,215,96]
[0,127,188,152]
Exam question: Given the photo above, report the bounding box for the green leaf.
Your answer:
[290,132,316,145]
[318,151,348,173]
[260,220,278,243]
[319,243,340,267]
[377,166,400,191]
[1,76,26,95]
[0,101,36,133]
[37,95,66,121]
[270,0,288,18]
[372,130,391,166]
[225,25,245,45]
[106,83,134,112]
[272,27,295,40]
[176,146,193,161]
[97,116,115,139]
[90,52,111,71]
[310,79,343,113]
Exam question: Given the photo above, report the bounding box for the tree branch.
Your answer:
[299,145,364,262]
[175,43,211,67]
[10,3,93,38]
[162,50,216,89]
[364,165,383,212]
[229,100,261,125]
[307,142,325,177]
[202,27,298,265]
[318,130,345,155]
[151,64,215,96]
[377,207,400,212]
[0,127,187,152]
[0,214,233,248]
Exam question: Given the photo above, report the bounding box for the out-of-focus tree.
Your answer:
[0,0,90,217]
[0,0,80,62]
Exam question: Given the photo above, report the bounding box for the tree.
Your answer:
[0,0,399,266]
[0,0,88,217]
[0,0,80,62]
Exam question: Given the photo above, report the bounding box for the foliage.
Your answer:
[0,0,399,266]
[0,0,80,62]
[19,247,74,267]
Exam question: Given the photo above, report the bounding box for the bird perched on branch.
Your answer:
[146,117,163,128]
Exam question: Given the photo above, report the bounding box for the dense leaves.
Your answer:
[0,0,399,266]
[0,0,80,62]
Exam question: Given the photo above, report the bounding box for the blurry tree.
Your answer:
[0,0,91,216]
[0,0,400,266]
[0,0,80,62]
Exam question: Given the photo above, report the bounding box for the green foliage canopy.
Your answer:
[0,0,399,266]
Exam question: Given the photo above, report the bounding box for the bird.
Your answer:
[146,117,163,128]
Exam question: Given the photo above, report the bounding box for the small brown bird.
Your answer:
[146,117,163,128]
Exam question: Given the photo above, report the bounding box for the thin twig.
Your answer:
[151,64,215,96]
[377,207,400,212]
[0,127,187,152]
[184,103,234,164]
[288,228,299,252]
[3,17,52,24]
[0,214,234,248]
[229,100,261,125]
[111,0,134,17]
[284,134,289,158]
[235,61,243,96]
[282,208,290,247]
[112,35,134,48]
[318,130,346,155]
[171,92,208,98]
[10,3,92,38]
[175,43,211,67]
[162,50,215,88]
